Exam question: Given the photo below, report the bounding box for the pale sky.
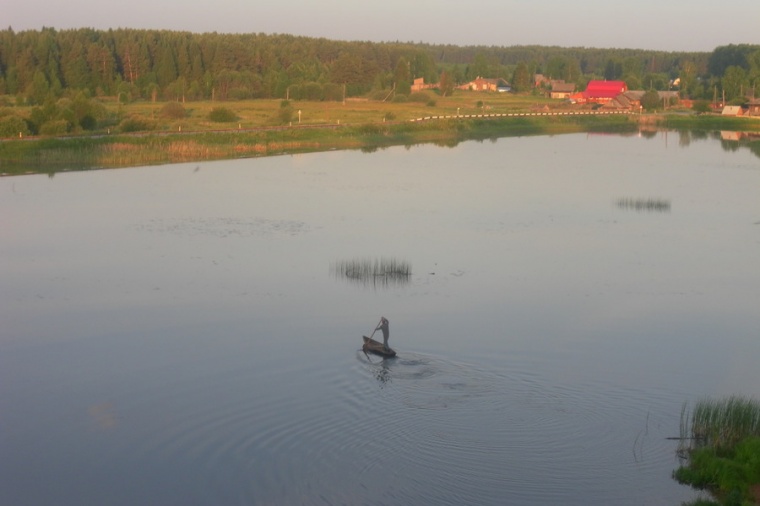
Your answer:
[3,0,759,52]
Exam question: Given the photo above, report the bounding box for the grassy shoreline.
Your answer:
[1,109,759,176]
[675,397,760,506]
[0,113,637,175]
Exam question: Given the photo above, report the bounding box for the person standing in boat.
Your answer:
[376,317,390,350]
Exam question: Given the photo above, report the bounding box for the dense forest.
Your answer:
[0,27,758,106]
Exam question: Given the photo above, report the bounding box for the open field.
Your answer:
[99,92,562,132]
[2,92,561,134]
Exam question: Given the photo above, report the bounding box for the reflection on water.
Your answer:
[87,402,119,430]
[615,197,671,213]
[720,130,760,142]
[675,129,760,158]
[331,258,412,289]
[361,351,394,386]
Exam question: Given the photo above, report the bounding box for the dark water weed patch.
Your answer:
[331,258,412,288]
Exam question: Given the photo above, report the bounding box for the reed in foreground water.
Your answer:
[675,396,760,506]
[679,396,760,451]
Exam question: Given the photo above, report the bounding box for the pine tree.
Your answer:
[511,62,531,93]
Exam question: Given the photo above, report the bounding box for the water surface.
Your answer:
[2,131,759,505]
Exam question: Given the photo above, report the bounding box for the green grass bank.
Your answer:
[675,396,760,506]
[0,114,637,176]
[2,112,759,176]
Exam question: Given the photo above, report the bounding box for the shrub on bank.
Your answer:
[0,114,31,138]
[119,115,156,133]
[208,107,238,123]
[39,119,71,136]
[278,101,294,124]
[692,100,712,114]
[161,102,186,119]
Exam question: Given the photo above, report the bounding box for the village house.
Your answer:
[550,81,576,99]
[410,77,437,92]
[721,105,744,117]
[600,91,642,110]
[571,80,628,104]
[458,77,510,92]
[601,90,680,111]
[746,99,760,117]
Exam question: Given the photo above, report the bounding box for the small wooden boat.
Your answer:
[362,336,397,358]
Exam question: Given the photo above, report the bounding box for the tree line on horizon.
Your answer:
[0,27,758,108]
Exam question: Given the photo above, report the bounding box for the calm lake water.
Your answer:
[1,130,759,505]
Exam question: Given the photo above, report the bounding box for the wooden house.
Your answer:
[747,99,760,117]
[601,91,642,110]
[721,105,744,116]
[601,90,681,111]
[550,82,576,99]
[459,77,510,92]
[411,77,437,92]
[583,80,628,103]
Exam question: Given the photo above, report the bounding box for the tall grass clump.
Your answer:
[675,396,760,505]
[615,198,671,213]
[330,257,411,288]
[685,396,760,451]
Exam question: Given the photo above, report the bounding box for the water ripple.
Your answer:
[73,347,688,505]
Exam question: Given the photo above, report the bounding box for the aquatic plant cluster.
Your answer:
[675,396,760,505]
[330,258,412,288]
[615,198,671,213]
[679,397,760,450]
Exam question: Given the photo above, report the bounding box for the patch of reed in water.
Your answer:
[330,257,411,288]
[615,197,671,213]
[678,396,760,452]
[674,396,760,502]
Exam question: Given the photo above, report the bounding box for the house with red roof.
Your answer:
[582,80,628,103]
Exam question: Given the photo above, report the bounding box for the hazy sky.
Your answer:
[4,0,759,52]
